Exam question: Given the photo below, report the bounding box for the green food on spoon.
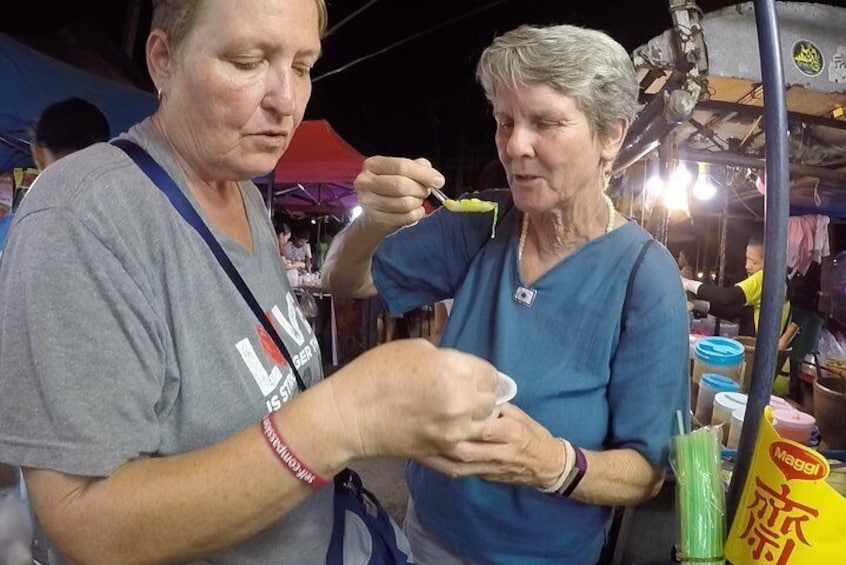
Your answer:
[443,198,499,238]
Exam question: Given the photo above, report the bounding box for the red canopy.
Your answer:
[274,119,365,185]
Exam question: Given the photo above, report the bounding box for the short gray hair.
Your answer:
[476,24,639,141]
[152,0,328,53]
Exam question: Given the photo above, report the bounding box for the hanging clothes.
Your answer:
[787,214,830,276]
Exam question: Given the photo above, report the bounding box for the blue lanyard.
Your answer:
[111,139,306,392]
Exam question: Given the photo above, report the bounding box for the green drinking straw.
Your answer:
[674,411,726,564]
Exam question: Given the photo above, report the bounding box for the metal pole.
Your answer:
[726,0,791,524]
[658,139,673,246]
[717,200,728,288]
[713,204,728,336]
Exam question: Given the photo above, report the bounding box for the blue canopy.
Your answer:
[0,33,156,171]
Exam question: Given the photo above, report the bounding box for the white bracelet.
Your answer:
[538,438,575,493]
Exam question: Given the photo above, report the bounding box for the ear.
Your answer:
[32,145,57,170]
[32,145,47,170]
[599,117,629,163]
[146,29,174,95]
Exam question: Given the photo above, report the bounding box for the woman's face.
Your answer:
[159,0,321,181]
[278,231,291,246]
[492,83,623,214]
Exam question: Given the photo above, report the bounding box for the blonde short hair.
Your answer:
[152,0,328,51]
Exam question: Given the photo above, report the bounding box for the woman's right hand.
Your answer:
[354,156,446,232]
[328,339,497,459]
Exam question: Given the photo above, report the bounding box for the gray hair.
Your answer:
[152,0,328,53]
[476,24,639,141]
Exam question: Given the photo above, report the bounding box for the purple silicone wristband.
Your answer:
[561,446,587,497]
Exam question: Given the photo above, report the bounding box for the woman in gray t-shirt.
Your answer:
[0,1,498,563]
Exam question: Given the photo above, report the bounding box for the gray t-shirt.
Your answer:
[0,119,333,563]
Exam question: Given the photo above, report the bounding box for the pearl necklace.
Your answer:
[518,193,616,261]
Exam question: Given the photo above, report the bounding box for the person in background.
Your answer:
[275,220,305,270]
[315,231,333,271]
[0,1,498,563]
[0,97,110,257]
[283,228,313,272]
[683,234,793,394]
[323,23,689,564]
[678,249,694,280]
[31,97,110,171]
[683,234,790,337]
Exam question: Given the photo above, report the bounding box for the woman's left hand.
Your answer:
[421,403,564,488]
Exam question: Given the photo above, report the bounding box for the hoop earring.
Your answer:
[157,89,163,103]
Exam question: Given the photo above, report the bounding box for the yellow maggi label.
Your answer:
[725,408,846,564]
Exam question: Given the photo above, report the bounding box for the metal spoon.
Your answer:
[429,186,449,205]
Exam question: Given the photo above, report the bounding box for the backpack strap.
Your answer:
[620,238,655,336]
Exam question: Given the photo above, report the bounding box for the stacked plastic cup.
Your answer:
[694,373,741,426]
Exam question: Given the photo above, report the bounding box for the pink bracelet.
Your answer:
[260,414,330,489]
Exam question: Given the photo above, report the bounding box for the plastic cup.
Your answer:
[712,392,747,445]
[768,395,792,411]
[691,337,744,409]
[695,373,741,425]
[772,408,816,445]
[692,337,745,384]
[496,372,517,405]
[727,407,747,449]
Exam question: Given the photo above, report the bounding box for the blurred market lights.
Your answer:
[664,164,692,214]
[645,175,665,197]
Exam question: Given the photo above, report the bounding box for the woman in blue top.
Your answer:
[324,24,689,564]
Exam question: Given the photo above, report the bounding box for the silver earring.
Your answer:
[157,89,163,103]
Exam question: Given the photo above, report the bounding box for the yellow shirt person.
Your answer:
[735,269,791,335]
[682,236,789,337]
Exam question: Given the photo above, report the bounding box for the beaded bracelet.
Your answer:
[260,414,330,489]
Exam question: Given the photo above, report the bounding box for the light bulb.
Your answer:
[692,162,716,200]
[664,165,692,212]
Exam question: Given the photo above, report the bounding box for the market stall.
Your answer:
[609,2,846,562]
[267,119,371,366]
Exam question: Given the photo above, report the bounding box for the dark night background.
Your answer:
[1,0,843,191]
[4,1,846,311]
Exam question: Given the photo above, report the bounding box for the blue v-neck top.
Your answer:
[372,189,689,564]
